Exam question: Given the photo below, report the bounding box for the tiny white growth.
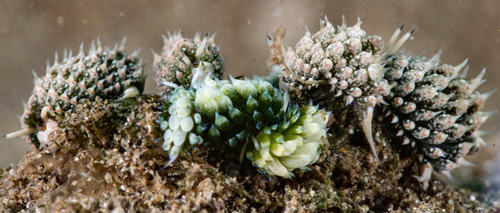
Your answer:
[40,106,50,123]
[176,107,191,118]
[455,58,468,73]
[194,113,202,124]
[282,90,289,112]
[164,129,174,144]
[413,163,433,189]
[180,117,194,132]
[168,115,181,129]
[386,24,416,55]
[387,23,404,53]
[191,61,215,89]
[188,133,199,145]
[173,130,187,146]
[36,120,59,149]
[196,36,209,58]
[170,146,181,158]
[117,86,140,101]
[4,128,37,139]
[162,140,172,152]
[161,81,179,89]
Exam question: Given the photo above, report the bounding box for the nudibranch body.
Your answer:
[247,104,330,178]
[278,17,393,161]
[154,32,330,177]
[153,31,224,93]
[5,39,145,149]
[382,52,494,187]
[273,17,493,185]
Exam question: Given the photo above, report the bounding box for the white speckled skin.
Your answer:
[153,31,224,94]
[279,17,390,161]
[18,40,145,149]
[383,53,493,182]
[281,18,390,107]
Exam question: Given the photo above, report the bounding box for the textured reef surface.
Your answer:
[0,97,497,212]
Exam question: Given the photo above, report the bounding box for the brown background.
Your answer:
[1,0,499,180]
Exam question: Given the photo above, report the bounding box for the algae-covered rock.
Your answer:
[0,97,497,212]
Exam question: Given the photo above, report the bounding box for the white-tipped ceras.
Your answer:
[5,39,145,149]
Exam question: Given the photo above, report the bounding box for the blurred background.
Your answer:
[1,0,499,185]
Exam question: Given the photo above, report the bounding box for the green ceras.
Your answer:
[157,75,285,167]
[193,76,330,178]
[158,74,330,178]
[158,87,203,166]
[247,104,330,178]
[194,77,285,147]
